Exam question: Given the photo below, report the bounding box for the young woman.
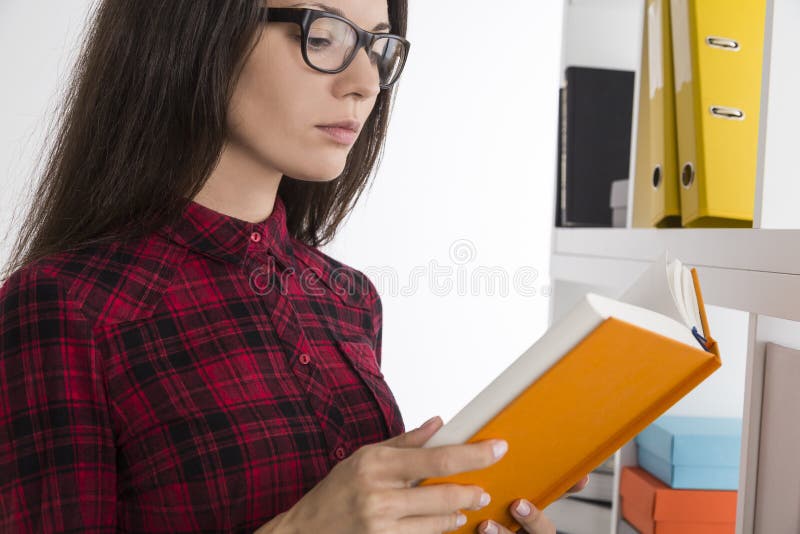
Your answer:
[0,1,588,532]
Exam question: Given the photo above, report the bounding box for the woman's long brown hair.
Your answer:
[2,0,407,282]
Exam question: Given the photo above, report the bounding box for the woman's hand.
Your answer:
[475,475,591,534]
[256,415,508,534]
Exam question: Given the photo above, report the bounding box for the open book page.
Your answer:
[680,265,703,336]
[618,251,703,336]
[618,251,685,325]
[668,258,706,336]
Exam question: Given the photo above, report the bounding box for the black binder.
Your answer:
[557,66,635,227]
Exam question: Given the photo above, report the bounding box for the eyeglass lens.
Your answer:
[307,17,406,86]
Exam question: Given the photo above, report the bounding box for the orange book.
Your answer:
[416,252,721,533]
[621,466,736,533]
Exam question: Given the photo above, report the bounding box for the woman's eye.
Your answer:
[307,37,332,49]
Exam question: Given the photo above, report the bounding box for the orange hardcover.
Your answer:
[621,467,736,534]
[417,315,721,533]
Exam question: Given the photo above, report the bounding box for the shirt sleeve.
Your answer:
[0,267,117,533]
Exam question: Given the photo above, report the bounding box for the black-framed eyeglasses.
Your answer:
[259,7,410,89]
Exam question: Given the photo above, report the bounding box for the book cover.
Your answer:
[416,255,721,533]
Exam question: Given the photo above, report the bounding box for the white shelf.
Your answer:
[551,253,800,322]
[554,227,800,276]
[551,0,800,532]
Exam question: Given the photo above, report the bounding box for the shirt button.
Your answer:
[334,447,346,460]
[299,353,311,365]
[250,231,261,243]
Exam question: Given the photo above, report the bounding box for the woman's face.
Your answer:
[226,0,391,182]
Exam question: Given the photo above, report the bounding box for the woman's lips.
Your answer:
[316,126,358,145]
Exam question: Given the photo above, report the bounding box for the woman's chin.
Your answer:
[283,167,345,183]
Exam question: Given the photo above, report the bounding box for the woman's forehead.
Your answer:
[268,0,390,32]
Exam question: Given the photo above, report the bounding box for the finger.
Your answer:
[508,499,555,534]
[381,416,444,449]
[396,511,469,533]
[476,518,515,534]
[389,438,508,484]
[566,474,590,494]
[386,484,490,517]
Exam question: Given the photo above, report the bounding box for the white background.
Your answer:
[0,1,563,430]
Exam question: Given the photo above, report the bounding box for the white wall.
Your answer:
[0,1,95,262]
[324,0,563,429]
[0,0,563,431]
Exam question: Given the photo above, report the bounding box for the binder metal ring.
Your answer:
[706,36,740,51]
[652,165,662,189]
[681,163,695,189]
[710,106,745,120]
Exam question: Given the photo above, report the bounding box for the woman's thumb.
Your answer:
[384,416,443,448]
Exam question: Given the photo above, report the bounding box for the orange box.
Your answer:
[620,467,736,534]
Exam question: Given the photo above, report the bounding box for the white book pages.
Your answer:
[667,256,691,327]
[680,263,703,337]
[618,252,686,326]
[618,251,703,336]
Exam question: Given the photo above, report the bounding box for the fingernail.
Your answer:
[479,492,491,507]
[492,440,508,460]
[482,521,498,534]
[515,500,531,517]
[456,513,467,527]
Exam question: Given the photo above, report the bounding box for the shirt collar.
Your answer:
[157,195,296,270]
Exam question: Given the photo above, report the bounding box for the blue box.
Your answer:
[634,415,742,490]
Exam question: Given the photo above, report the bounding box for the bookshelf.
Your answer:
[549,1,800,533]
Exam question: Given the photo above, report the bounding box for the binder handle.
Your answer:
[710,106,745,120]
[706,36,740,51]
[681,163,695,189]
[652,165,662,189]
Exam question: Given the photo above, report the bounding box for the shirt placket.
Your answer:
[245,229,351,467]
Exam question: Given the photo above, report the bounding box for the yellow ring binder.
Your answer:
[681,163,695,188]
[709,106,745,120]
[652,165,662,189]
[705,36,740,50]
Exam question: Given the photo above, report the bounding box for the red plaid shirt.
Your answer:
[0,195,405,533]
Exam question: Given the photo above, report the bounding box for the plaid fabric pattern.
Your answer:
[0,195,404,533]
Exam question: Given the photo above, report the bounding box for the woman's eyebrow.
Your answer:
[288,2,392,32]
